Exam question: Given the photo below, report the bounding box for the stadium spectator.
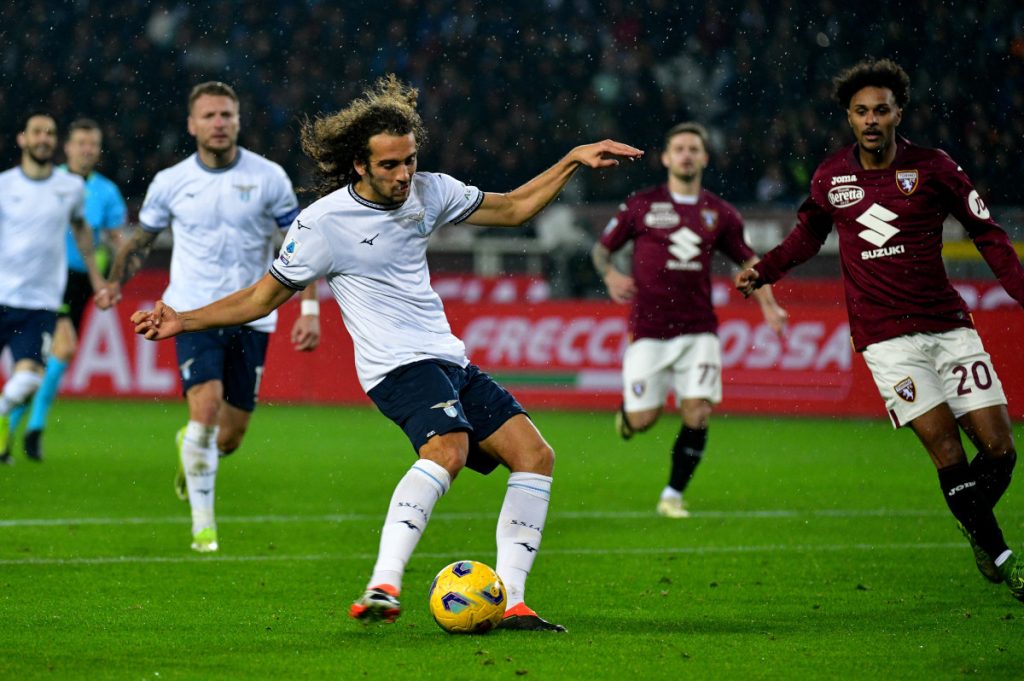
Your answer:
[735,59,1024,603]
[6,118,127,462]
[0,113,106,464]
[102,82,321,553]
[127,74,643,630]
[592,122,786,519]
[2,2,1022,209]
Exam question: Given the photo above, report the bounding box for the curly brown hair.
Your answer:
[300,74,428,198]
[832,59,910,109]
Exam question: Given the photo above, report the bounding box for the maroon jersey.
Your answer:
[601,185,754,340]
[755,138,1024,351]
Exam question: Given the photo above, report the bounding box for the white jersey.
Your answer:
[0,166,85,310]
[139,147,299,333]
[270,172,484,391]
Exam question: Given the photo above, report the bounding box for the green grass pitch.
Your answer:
[1,401,1021,680]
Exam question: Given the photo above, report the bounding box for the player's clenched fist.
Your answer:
[734,268,761,298]
[130,300,183,340]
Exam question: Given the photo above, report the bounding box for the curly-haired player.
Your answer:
[130,74,643,630]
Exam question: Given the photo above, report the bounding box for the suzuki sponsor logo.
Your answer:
[862,244,906,260]
[667,227,704,271]
[855,203,900,248]
[827,185,865,208]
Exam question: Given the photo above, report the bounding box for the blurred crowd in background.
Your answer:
[2,0,1023,213]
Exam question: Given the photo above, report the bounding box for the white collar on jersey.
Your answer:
[669,191,699,205]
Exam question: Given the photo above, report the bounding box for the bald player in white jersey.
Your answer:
[0,112,107,464]
[129,75,642,632]
[104,82,322,553]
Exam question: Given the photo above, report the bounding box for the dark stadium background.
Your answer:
[3,1,1022,213]
[2,1,1022,415]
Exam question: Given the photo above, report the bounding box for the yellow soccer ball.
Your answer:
[428,560,506,634]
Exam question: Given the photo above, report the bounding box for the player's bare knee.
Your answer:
[514,441,555,476]
[983,440,1015,466]
[187,396,221,425]
[981,440,1017,463]
[420,436,469,479]
[931,438,968,468]
[628,408,659,432]
[218,429,245,455]
[681,400,712,429]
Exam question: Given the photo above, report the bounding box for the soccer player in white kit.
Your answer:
[129,75,643,631]
[6,118,127,463]
[104,82,322,553]
[0,112,107,463]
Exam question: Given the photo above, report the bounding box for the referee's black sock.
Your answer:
[969,450,1016,508]
[938,461,1009,559]
[669,426,707,493]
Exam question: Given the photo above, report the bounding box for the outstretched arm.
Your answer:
[467,140,643,227]
[736,192,835,302]
[131,273,296,341]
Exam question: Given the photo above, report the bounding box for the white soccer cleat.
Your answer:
[656,497,690,519]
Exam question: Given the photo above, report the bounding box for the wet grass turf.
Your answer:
[1,401,1021,680]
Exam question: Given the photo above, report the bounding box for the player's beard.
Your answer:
[672,167,700,184]
[200,137,237,160]
[27,146,54,166]
[365,169,410,205]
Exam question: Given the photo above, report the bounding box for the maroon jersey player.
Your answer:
[593,122,786,519]
[736,59,1024,603]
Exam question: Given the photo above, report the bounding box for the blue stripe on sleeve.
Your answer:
[275,207,301,228]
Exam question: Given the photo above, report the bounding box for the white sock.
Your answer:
[660,486,682,501]
[181,421,219,535]
[0,371,42,415]
[496,472,552,610]
[995,549,1013,567]
[368,459,451,593]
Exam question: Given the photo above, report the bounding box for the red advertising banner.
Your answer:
[5,272,1021,419]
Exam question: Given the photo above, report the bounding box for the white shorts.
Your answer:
[622,333,722,411]
[861,328,1006,429]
